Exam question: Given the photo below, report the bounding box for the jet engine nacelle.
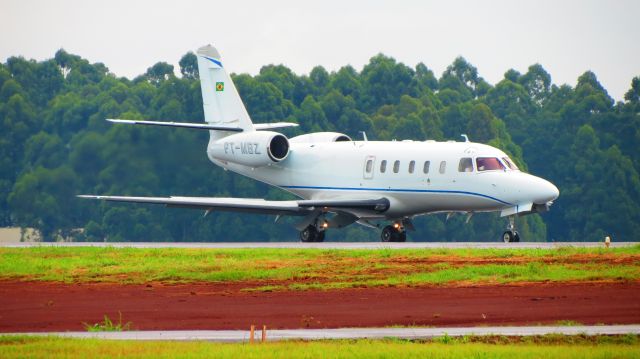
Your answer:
[209,131,290,167]
[289,132,352,143]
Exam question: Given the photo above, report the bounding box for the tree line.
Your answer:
[1,49,638,242]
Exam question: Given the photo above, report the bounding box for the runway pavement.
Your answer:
[1,241,635,249]
[10,325,640,342]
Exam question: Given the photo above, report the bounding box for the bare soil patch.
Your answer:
[0,280,638,332]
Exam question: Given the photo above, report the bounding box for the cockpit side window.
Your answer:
[502,157,519,170]
[458,158,473,172]
[476,157,505,171]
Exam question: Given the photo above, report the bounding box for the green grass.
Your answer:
[0,336,638,358]
[0,245,638,290]
[82,312,132,332]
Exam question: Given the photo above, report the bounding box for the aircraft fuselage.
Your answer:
[210,139,559,220]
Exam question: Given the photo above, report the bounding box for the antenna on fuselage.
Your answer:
[461,134,470,142]
[360,131,368,141]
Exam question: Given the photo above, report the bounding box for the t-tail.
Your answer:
[196,45,254,142]
[104,44,297,141]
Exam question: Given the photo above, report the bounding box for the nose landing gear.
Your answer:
[381,222,407,242]
[502,215,520,243]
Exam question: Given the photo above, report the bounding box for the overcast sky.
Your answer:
[2,0,638,101]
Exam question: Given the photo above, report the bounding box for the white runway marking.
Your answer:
[8,325,640,342]
[1,242,635,249]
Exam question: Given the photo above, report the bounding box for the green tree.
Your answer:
[143,62,175,86]
[360,54,414,112]
[624,76,640,104]
[179,52,198,79]
[519,64,551,105]
[439,57,487,100]
[296,95,330,132]
[9,166,79,240]
[466,103,498,143]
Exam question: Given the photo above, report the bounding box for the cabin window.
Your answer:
[476,157,505,171]
[439,161,446,174]
[365,159,373,173]
[502,157,519,170]
[423,161,430,174]
[458,158,473,172]
[380,160,387,173]
[393,160,400,173]
[408,160,415,174]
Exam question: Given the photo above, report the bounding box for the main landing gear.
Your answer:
[502,215,520,243]
[300,224,325,242]
[381,222,407,242]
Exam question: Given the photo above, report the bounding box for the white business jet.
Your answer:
[79,45,559,243]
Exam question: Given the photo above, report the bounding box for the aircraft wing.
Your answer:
[77,195,389,216]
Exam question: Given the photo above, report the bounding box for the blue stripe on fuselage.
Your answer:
[280,185,512,206]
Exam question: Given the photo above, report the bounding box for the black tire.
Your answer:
[381,226,394,242]
[502,231,514,243]
[300,226,318,242]
[381,225,406,242]
[315,230,325,242]
[513,231,520,242]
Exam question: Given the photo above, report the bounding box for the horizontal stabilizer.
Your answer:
[253,122,299,130]
[106,119,243,132]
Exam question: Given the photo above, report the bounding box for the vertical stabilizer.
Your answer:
[196,45,254,140]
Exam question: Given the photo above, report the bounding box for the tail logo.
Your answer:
[216,82,225,92]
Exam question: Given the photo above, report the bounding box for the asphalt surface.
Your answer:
[10,325,640,342]
[2,242,634,249]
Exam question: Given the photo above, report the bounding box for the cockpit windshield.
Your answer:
[502,157,519,170]
[476,157,505,171]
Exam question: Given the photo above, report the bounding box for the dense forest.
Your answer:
[1,49,639,242]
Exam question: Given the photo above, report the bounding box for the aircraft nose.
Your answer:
[535,177,559,203]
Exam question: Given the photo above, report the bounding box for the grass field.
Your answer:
[1,335,638,358]
[0,246,638,290]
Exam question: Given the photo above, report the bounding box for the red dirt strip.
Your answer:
[0,281,638,332]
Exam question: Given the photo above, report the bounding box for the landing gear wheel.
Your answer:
[381,225,407,242]
[300,226,324,242]
[381,226,394,242]
[502,215,520,243]
[502,230,519,243]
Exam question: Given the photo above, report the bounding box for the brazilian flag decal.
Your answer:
[216,82,224,91]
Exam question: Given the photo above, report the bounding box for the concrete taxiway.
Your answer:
[1,242,634,249]
[10,325,640,342]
